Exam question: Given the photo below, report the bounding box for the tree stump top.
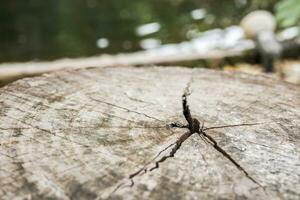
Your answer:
[0,66,299,200]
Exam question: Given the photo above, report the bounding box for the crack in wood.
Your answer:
[200,131,262,186]
[56,126,168,130]
[89,97,164,122]
[111,81,265,195]
[176,85,263,188]
[149,131,191,171]
[4,114,91,148]
[203,123,263,131]
[124,91,156,106]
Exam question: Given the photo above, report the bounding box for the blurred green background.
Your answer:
[0,0,298,63]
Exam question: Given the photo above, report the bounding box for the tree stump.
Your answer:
[0,66,299,200]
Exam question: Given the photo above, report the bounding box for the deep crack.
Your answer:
[149,131,191,171]
[111,80,264,194]
[200,131,262,186]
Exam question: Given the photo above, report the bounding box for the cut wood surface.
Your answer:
[0,66,299,200]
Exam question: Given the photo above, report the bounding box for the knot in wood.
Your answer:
[190,118,200,133]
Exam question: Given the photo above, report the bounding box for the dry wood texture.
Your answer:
[0,66,299,200]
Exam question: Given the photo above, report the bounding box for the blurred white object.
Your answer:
[191,29,223,52]
[257,31,282,55]
[96,38,109,48]
[241,10,276,38]
[143,25,254,56]
[277,27,299,41]
[223,26,245,48]
[140,38,161,49]
[190,9,206,20]
[241,10,281,72]
[136,22,161,36]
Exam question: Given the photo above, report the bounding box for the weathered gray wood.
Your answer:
[0,66,299,200]
[0,50,242,86]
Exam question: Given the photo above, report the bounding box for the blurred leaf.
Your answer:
[275,0,300,28]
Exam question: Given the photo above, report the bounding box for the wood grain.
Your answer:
[0,66,299,200]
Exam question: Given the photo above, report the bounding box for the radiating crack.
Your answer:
[200,131,262,186]
[111,80,264,195]
[56,126,168,130]
[89,97,163,122]
[4,114,91,148]
[111,131,189,193]
[203,123,263,131]
[0,127,30,130]
[149,131,191,171]
[111,80,196,193]
[124,91,155,106]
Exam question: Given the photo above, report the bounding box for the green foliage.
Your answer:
[275,0,300,28]
[249,0,278,9]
